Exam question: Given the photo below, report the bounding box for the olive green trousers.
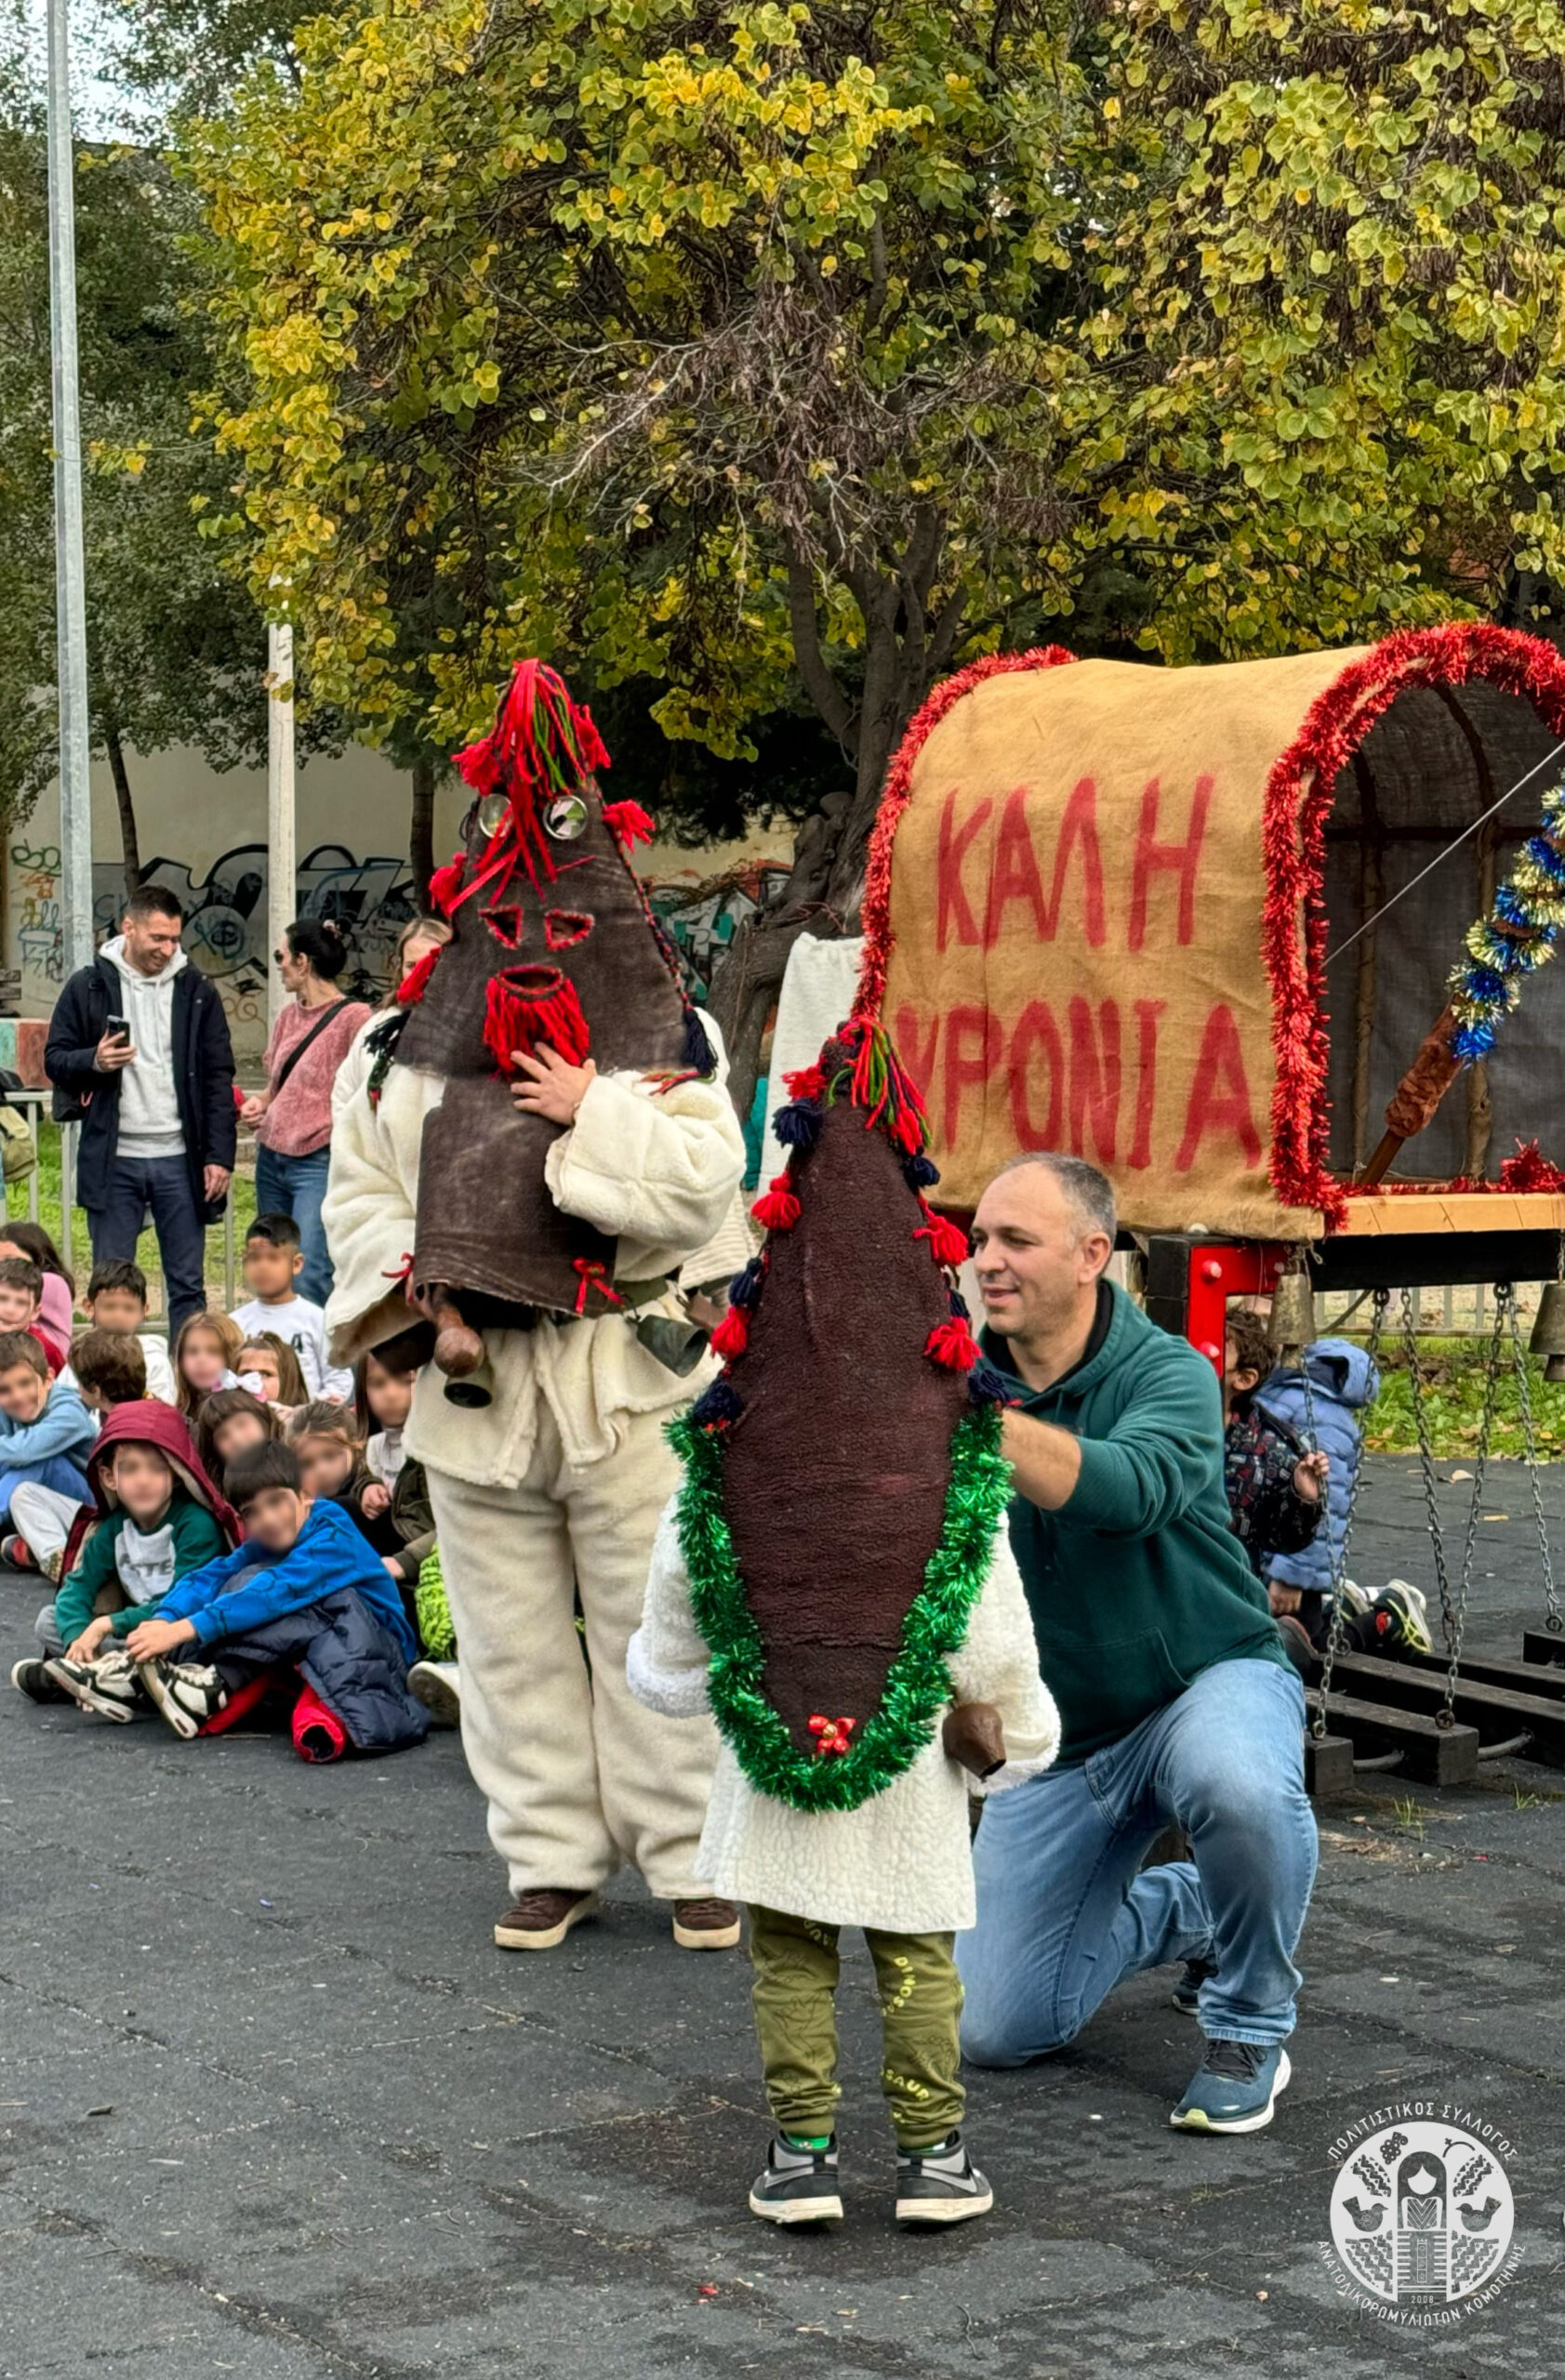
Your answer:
[747,1903,965,2148]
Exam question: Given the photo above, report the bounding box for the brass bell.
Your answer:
[1530,1279,1565,1384]
[1267,1270,1316,1368]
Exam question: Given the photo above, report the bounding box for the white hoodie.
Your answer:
[103,934,187,1160]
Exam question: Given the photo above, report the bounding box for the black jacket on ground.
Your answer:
[210,1590,430,1754]
[45,955,237,1222]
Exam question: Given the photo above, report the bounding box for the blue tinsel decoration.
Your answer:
[1452,1020,1498,1061]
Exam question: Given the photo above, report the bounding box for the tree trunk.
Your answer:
[105,724,141,898]
[409,755,437,906]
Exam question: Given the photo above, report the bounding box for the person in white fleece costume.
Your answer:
[322,660,749,1956]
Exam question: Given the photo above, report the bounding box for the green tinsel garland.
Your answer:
[667,1399,1010,1812]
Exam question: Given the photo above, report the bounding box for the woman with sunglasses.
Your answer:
[239,919,372,1303]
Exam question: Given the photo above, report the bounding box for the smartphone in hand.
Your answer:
[105,1014,130,1044]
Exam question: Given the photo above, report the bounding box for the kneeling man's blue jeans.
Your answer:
[959,1658,1316,2060]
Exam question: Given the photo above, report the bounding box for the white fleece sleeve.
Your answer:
[543,1012,746,1260]
[626,1501,713,1719]
[947,1527,1061,1793]
[322,1067,427,1352]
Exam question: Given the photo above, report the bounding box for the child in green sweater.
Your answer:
[10,1401,235,1722]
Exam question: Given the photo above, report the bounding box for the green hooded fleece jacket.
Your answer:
[985,1282,1287,1764]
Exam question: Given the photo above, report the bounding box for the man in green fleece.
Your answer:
[957,1153,1316,2136]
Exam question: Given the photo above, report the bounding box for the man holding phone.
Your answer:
[46,885,236,1336]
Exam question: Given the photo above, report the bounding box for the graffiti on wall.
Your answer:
[649,860,791,1002]
[7,840,416,1025]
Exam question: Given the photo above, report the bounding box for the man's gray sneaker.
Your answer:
[748,2135,842,2225]
[895,2131,993,2225]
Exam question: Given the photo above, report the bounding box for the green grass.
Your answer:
[3,1121,258,1327]
[1359,1332,1565,1461]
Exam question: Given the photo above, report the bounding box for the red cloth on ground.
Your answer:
[197,1670,276,1736]
[292,1682,347,1763]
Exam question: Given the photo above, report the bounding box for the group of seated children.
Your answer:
[4,1210,449,1754]
[1221,1304,1430,1662]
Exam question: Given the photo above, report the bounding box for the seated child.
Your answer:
[356,1349,445,1715]
[0,1333,93,1534]
[284,1400,402,1555]
[2,1330,148,1579]
[236,1331,309,1418]
[194,1386,276,1485]
[60,1260,177,1403]
[231,1214,353,1401]
[1258,1328,1429,1658]
[1223,1307,1327,1575]
[123,1440,428,1753]
[0,1255,63,1376]
[10,1401,233,1718]
[173,1312,242,1420]
[0,1223,75,1368]
[629,1023,1060,2229]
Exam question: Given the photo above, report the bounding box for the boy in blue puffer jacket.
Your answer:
[1259,1336,1430,1657]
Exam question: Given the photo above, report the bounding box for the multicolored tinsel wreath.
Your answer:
[668,1399,1010,1813]
[1446,779,1565,1060]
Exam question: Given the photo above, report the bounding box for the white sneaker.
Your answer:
[137,1657,228,1740]
[408,1659,460,1727]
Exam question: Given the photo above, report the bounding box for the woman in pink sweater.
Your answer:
[240,919,371,1303]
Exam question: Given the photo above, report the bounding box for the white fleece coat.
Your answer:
[322,1014,748,1484]
[629,1503,1061,1934]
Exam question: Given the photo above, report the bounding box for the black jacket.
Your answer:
[45,954,237,1221]
[211,1589,430,1755]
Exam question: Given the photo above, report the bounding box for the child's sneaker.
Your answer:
[1,1533,36,1572]
[1365,1580,1432,1656]
[43,1655,138,1723]
[89,1649,146,1719]
[11,1657,70,1704]
[748,2134,842,2225]
[407,1659,460,1727]
[895,2131,993,2225]
[137,1657,228,1740]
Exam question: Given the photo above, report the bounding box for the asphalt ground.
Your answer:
[2,1453,1563,2378]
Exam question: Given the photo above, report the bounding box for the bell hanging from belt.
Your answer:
[1267,1269,1316,1368]
[1529,1278,1565,1384]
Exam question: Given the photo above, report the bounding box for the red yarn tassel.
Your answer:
[750,1171,802,1231]
[396,945,443,1007]
[925,1317,979,1371]
[783,1062,828,1103]
[710,1305,749,1359]
[427,852,467,915]
[916,1210,970,1267]
[602,799,656,849]
[483,965,591,1074]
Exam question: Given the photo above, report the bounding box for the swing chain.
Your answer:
[1311,1286,1389,1735]
[1503,1283,1563,1635]
[1439,1283,1510,1727]
[1403,1286,1456,1681]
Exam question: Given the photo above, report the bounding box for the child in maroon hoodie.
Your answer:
[9,1400,238,1720]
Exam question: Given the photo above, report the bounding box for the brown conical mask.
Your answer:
[393,660,710,1320]
[668,1019,1013,1814]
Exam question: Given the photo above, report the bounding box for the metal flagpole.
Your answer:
[267,618,296,1031]
[45,0,92,1280]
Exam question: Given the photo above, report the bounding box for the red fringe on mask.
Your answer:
[396,946,443,1007]
[453,659,611,892]
[483,965,591,1074]
[427,852,466,916]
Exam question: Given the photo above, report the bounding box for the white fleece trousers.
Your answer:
[427,1401,718,1900]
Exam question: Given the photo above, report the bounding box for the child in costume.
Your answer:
[630,1024,1059,2227]
[12,1400,235,1717]
[324,659,746,1952]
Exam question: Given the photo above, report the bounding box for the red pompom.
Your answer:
[710,1305,749,1359]
[750,1172,802,1232]
[925,1317,979,1371]
[602,800,656,849]
[916,1210,970,1267]
[783,1062,828,1103]
[427,852,467,916]
[396,946,443,1007]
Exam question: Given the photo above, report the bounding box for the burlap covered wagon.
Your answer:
[857,626,1565,1237]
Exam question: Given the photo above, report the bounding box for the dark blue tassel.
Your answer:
[904,1153,940,1189]
[948,1288,971,1322]
[683,1007,715,1074]
[693,1377,743,1431]
[728,1257,764,1310]
[772,1100,821,1151]
[968,1359,1010,1408]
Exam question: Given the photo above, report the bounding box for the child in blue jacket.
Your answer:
[0,1331,94,1523]
[123,1438,426,1752]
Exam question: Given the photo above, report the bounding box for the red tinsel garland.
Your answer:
[1261,623,1565,1226]
[854,645,1077,1021]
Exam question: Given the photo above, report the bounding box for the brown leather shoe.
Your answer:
[671,1897,741,1950]
[494,1888,600,1950]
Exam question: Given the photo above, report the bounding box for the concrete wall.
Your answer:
[3,741,795,1067]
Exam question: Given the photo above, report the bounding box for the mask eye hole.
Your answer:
[545,794,589,841]
[544,909,592,952]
